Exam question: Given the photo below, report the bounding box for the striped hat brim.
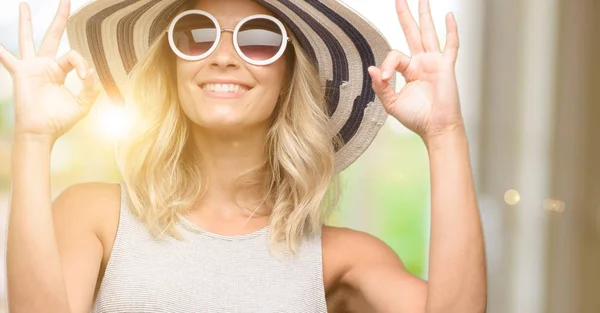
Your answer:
[66,0,395,173]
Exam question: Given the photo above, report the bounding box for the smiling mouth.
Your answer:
[201,83,251,94]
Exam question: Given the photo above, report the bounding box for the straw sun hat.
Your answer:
[66,0,395,172]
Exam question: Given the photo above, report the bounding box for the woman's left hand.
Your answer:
[368,0,463,139]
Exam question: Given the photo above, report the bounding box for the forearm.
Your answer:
[423,126,487,313]
[7,135,71,313]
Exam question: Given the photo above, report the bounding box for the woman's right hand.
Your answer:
[0,0,101,143]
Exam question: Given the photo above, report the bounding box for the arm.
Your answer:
[7,138,72,313]
[336,0,486,311]
[334,128,485,313]
[423,126,486,313]
[4,1,104,310]
[7,137,105,313]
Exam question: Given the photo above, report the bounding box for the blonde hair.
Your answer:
[116,27,340,255]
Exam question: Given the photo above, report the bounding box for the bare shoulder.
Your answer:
[322,224,405,269]
[52,182,122,250]
[51,182,122,311]
[322,225,404,270]
[322,226,407,310]
[322,226,426,313]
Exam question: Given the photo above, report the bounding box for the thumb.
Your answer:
[368,66,397,107]
[76,68,101,112]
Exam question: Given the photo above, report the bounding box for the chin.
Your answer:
[181,92,276,134]
[196,115,245,129]
[194,113,269,134]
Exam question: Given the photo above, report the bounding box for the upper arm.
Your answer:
[324,227,428,313]
[51,182,120,313]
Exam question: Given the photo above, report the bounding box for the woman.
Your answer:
[3,0,486,312]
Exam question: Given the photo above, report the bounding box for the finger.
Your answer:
[442,13,460,64]
[56,50,89,79]
[39,0,71,57]
[19,3,36,58]
[418,0,441,52]
[380,50,411,81]
[368,66,397,107]
[76,68,101,112]
[395,0,424,54]
[0,44,19,72]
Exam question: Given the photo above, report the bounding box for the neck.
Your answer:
[190,125,271,217]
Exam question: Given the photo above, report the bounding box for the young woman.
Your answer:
[2,0,486,312]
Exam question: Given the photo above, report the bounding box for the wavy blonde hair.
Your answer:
[115,17,341,255]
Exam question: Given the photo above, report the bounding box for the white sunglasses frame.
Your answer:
[167,9,292,66]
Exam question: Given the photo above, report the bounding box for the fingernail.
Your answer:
[382,71,392,80]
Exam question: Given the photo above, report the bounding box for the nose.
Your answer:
[209,29,241,69]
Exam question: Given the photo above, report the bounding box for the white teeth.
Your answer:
[202,83,249,93]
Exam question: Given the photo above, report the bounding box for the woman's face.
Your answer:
[176,0,288,133]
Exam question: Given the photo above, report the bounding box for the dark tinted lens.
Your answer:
[237,18,283,61]
[172,13,217,57]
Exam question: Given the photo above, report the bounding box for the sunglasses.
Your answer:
[167,10,292,66]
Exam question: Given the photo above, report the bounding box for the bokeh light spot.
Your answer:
[504,189,521,206]
[543,198,566,213]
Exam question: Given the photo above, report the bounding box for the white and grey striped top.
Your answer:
[92,183,328,313]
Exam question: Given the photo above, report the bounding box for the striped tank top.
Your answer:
[93,183,328,312]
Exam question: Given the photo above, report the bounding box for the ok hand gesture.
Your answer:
[369,0,463,140]
[0,0,100,143]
